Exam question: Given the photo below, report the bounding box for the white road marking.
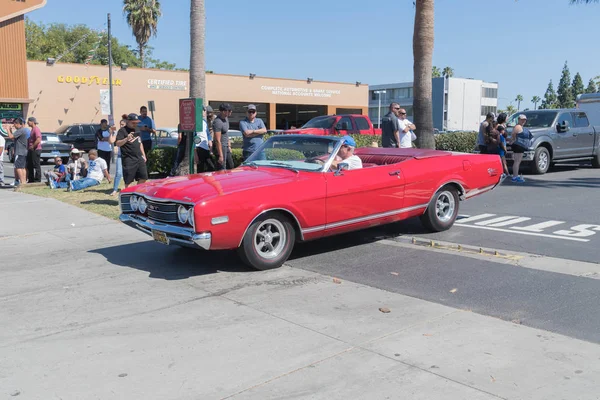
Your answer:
[455,214,496,224]
[486,217,532,227]
[456,224,590,242]
[453,213,596,242]
[475,216,522,226]
[513,221,566,233]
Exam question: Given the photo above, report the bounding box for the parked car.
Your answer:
[56,123,101,152]
[156,127,179,139]
[152,129,178,148]
[503,109,600,174]
[119,134,502,271]
[5,132,72,164]
[283,114,382,136]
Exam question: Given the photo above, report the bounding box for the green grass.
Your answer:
[18,182,122,220]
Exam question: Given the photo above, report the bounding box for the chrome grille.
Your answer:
[146,200,179,223]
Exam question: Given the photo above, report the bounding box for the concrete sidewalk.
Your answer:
[1,189,599,400]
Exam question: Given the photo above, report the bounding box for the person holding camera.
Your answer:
[115,113,148,188]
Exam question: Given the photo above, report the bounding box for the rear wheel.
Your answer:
[238,213,296,270]
[420,187,460,232]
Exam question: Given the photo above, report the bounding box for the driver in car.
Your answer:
[330,135,363,170]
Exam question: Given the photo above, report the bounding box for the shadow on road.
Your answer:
[290,217,428,260]
[81,199,119,206]
[90,241,252,280]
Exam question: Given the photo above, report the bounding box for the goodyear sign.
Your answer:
[57,76,122,86]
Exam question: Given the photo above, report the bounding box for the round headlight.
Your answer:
[130,196,139,212]
[177,205,189,224]
[188,208,194,226]
[138,198,147,214]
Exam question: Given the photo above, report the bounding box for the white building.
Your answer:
[368,77,498,132]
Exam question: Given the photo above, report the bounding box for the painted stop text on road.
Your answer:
[455,214,600,243]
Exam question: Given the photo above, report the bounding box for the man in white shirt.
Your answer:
[68,149,111,191]
[397,108,416,148]
[195,106,216,172]
[330,135,363,170]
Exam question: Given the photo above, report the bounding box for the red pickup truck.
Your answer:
[284,114,382,136]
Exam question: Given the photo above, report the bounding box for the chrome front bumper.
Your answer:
[119,213,211,250]
[505,150,535,161]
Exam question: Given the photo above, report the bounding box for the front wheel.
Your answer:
[592,152,600,169]
[532,147,550,174]
[238,213,296,270]
[420,187,460,232]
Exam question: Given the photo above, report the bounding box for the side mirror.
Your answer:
[334,162,349,175]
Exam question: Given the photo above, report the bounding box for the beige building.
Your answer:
[0,0,367,133]
[23,61,368,132]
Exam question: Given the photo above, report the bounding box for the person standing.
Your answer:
[477,112,495,154]
[115,113,148,188]
[0,132,5,186]
[7,117,28,186]
[239,104,267,160]
[195,107,215,172]
[509,114,532,183]
[111,116,128,196]
[26,117,42,182]
[137,105,155,157]
[96,119,116,172]
[381,103,401,148]
[212,103,234,170]
[397,108,416,148]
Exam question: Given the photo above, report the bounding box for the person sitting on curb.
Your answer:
[45,157,70,189]
[68,149,111,191]
[66,148,87,181]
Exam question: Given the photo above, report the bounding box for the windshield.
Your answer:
[54,125,70,134]
[506,111,557,128]
[301,116,336,129]
[242,136,340,172]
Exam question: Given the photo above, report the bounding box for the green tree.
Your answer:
[515,94,523,110]
[25,19,141,67]
[540,80,558,109]
[123,0,162,68]
[177,0,206,175]
[412,0,435,149]
[506,104,517,116]
[556,61,575,108]
[432,66,441,78]
[442,66,454,78]
[585,78,598,93]
[571,72,585,99]
[531,95,541,110]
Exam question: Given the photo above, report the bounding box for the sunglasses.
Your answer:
[393,107,400,110]
[247,110,256,114]
[399,112,407,115]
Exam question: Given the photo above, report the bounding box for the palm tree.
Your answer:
[442,66,454,78]
[412,0,435,149]
[177,0,205,175]
[531,95,541,110]
[515,94,523,110]
[432,66,441,78]
[123,0,162,68]
[506,104,517,116]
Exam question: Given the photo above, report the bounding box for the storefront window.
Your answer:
[208,101,270,131]
[275,104,327,129]
[335,108,362,115]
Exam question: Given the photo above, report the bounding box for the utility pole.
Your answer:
[107,13,114,122]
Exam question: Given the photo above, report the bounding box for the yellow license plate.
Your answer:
[152,230,169,245]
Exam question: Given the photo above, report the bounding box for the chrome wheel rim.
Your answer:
[435,191,456,223]
[254,219,286,260]
[538,152,549,171]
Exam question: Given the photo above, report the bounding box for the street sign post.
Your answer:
[179,98,203,174]
[148,100,156,121]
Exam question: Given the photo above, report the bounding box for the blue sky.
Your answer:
[29,0,600,110]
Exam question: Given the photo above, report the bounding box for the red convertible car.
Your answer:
[119,135,503,270]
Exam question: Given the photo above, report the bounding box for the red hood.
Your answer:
[125,167,298,203]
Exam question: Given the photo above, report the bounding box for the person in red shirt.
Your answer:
[26,117,42,182]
